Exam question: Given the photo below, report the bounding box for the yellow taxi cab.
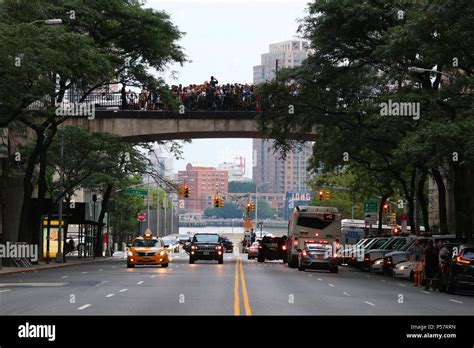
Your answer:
[127,233,169,268]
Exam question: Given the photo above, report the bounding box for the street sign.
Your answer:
[137,213,146,221]
[364,212,377,222]
[126,189,148,197]
[364,199,378,213]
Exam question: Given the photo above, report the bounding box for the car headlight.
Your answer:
[160,250,165,256]
[374,259,383,265]
[191,245,197,250]
[399,265,408,270]
[128,251,133,256]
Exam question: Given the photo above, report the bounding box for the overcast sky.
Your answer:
[147,0,309,178]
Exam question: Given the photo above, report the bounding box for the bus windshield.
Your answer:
[297,216,333,230]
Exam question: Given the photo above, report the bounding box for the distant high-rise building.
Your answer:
[219,157,246,182]
[178,163,228,213]
[253,38,313,214]
[253,38,310,84]
[253,140,313,196]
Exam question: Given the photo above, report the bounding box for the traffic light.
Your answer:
[393,225,399,234]
[214,195,220,208]
[383,202,389,213]
[219,198,224,207]
[319,190,330,201]
[323,190,330,201]
[183,184,190,198]
[246,202,255,213]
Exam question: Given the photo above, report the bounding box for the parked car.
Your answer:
[362,237,410,272]
[257,236,287,263]
[248,242,259,260]
[298,240,338,273]
[439,244,474,294]
[351,237,390,270]
[340,237,371,265]
[393,260,413,279]
[383,236,457,276]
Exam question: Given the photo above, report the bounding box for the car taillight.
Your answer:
[364,257,369,261]
[456,256,471,265]
[258,245,263,249]
[282,245,287,250]
[293,240,298,246]
[351,257,356,260]
[302,250,307,256]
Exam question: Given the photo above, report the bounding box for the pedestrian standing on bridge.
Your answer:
[210,76,218,88]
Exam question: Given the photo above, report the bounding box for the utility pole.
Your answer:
[56,132,64,263]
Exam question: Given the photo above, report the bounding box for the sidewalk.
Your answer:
[0,256,115,276]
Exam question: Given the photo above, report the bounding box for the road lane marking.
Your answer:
[449,299,463,304]
[343,292,351,296]
[106,293,115,298]
[380,279,386,282]
[328,284,335,287]
[119,288,128,292]
[239,257,252,316]
[365,301,375,306]
[317,278,322,281]
[0,289,11,293]
[61,276,69,279]
[137,281,144,285]
[81,272,88,274]
[234,259,240,316]
[421,291,431,294]
[308,274,313,277]
[365,275,371,278]
[397,283,406,287]
[99,269,103,271]
[150,275,155,278]
[0,283,67,287]
[77,304,91,311]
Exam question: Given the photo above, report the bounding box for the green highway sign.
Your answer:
[364,199,378,213]
[125,188,148,196]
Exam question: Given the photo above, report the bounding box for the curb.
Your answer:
[0,257,115,276]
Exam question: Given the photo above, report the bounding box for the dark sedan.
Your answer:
[439,245,474,294]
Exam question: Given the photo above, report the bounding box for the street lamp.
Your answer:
[407,66,457,80]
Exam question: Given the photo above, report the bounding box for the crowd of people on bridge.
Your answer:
[124,76,261,112]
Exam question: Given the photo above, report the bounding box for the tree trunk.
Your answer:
[417,170,430,233]
[95,184,113,257]
[18,131,44,242]
[431,168,448,234]
[453,163,473,242]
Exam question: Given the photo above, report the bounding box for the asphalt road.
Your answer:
[1,250,473,315]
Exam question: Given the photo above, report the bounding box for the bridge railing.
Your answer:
[26,86,262,113]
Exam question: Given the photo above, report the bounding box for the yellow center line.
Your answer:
[234,258,240,315]
[239,258,252,316]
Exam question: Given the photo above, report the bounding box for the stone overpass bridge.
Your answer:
[63,110,317,142]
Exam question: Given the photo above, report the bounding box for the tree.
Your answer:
[0,0,186,243]
[257,0,473,240]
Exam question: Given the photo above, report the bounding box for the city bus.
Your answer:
[286,206,342,268]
